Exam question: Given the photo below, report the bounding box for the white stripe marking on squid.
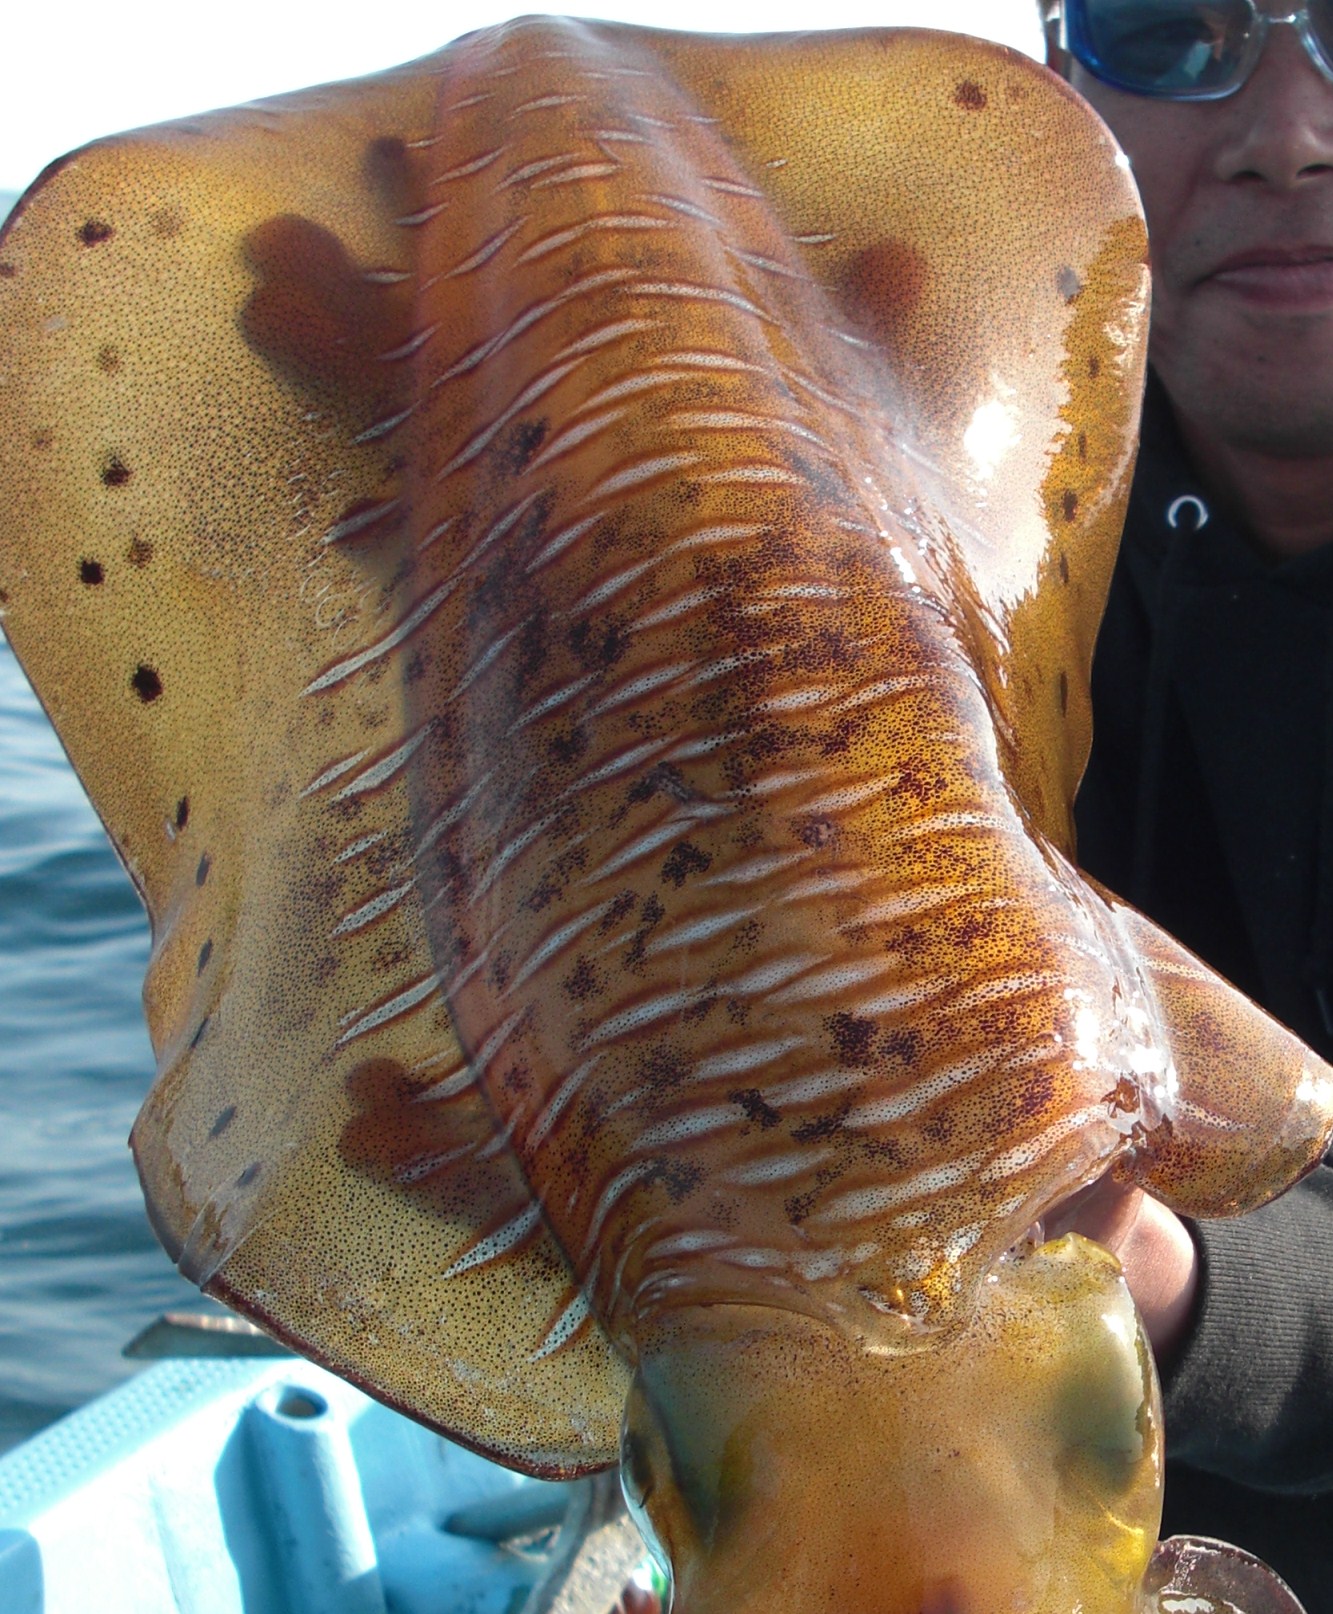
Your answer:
[335,831,389,865]
[416,1061,479,1103]
[504,904,615,997]
[763,956,905,1009]
[532,162,622,188]
[690,852,803,890]
[500,152,584,187]
[436,354,589,481]
[584,662,695,722]
[979,1105,1108,1182]
[887,809,1015,842]
[332,879,417,938]
[726,247,807,280]
[642,1228,736,1260]
[440,1203,542,1280]
[334,726,431,799]
[564,735,676,795]
[320,498,403,546]
[432,268,636,388]
[395,200,451,227]
[415,772,492,860]
[669,409,826,448]
[632,279,773,323]
[691,1037,806,1082]
[525,513,607,576]
[700,175,764,198]
[577,815,700,886]
[468,810,562,905]
[581,987,700,1048]
[511,672,601,730]
[696,463,807,487]
[719,1148,835,1188]
[571,367,715,414]
[438,217,529,281]
[639,906,764,958]
[522,406,629,474]
[529,1290,592,1362]
[841,1051,1007,1132]
[512,93,587,114]
[640,192,723,226]
[579,1159,660,1261]
[816,1151,991,1225]
[379,324,440,362]
[470,1009,527,1071]
[578,450,701,506]
[632,587,723,634]
[336,971,442,1046]
[302,580,455,695]
[430,146,505,185]
[300,749,371,799]
[354,406,418,443]
[635,1103,742,1150]
[762,1068,881,1109]
[527,1053,606,1149]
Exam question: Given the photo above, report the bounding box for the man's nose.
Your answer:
[1214,23,1333,186]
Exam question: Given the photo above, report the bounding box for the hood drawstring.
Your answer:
[1306,625,1333,1040]
[1129,494,1208,912]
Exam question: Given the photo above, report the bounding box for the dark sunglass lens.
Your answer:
[1077,1,1253,95]
[1307,0,1333,76]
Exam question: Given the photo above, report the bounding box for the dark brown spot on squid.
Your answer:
[196,852,212,887]
[1058,550,1070,585]
[660,840,712,888]
[96,346,120,374]
[175,796,190,831]
[209,1105,236,1139]
[954,80,987,110]
[1088,354,1101,380]
[127,536,153,567]
[0,262,15,279]
[78,219,113,246]
[80,559,104,586]
[102,455,131,487]
[131,664,162,703]
[564,957,599,1001]
[1062,490,1079,522]
[730,1088,781,1129]
[798,816,835,849]
[827,1011,877,1066]
[236,1162,262,1188]
[197,938,213,974]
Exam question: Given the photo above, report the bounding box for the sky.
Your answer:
[1,0,1044,197]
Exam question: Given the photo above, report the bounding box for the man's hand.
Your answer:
[1048,1179,1200,1365]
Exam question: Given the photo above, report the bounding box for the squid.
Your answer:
[1,19,1329,1613]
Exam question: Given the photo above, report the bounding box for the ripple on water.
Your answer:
[0,640,198,1452]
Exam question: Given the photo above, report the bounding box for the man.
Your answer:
[1040,1,1333,1604]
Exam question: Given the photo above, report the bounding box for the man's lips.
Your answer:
[1200,246,1333,306]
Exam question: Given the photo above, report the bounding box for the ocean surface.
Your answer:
[0,187,201,1453]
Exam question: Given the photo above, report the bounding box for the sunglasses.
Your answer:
[1062,0,1333,99]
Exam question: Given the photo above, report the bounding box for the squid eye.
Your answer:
[620,1380,677,1591]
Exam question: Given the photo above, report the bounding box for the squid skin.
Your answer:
[1,19,1332,1613]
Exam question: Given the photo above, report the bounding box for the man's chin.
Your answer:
[1153,320,1333,460]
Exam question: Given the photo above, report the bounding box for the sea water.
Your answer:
[0,636,199,1451]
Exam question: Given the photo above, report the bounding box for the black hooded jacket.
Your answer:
[1076,374,1333,1608]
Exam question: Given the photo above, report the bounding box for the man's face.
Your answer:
[1061,15,1333,457]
